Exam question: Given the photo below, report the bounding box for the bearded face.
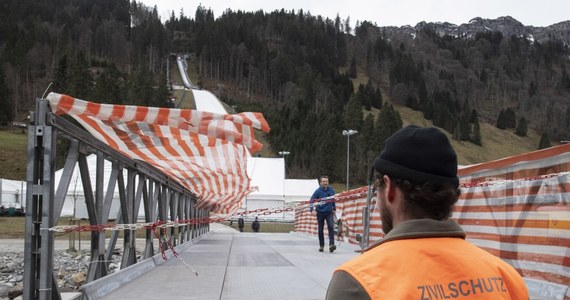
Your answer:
[378,188,393,234]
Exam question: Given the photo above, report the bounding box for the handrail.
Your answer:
[23,99,209,300]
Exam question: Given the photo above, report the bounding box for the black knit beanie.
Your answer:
[373,125,459,188]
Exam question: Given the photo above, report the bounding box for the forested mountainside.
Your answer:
[0,0,569,186]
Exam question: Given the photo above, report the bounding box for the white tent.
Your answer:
[0,178,25,208]
[244,157,285,220]
[284,179,318,203]
[55,155,123,218]
[242,158,318,221]
[0,158,123,216]
[282,179,318,220]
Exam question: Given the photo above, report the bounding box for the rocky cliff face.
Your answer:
[531,20,570,44]
[407,16,570,44]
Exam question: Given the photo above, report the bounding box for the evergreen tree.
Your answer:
[361,114,376,151]
[69,53,93,99]
[468,108,482,145]
[538,132,551,149]
[515,116,527,137]
[496,109,506,129]
[479,69,487,83]
[418,78,428,109]
[566,107,570,130]
[92,64,123,104]
[471,114,482,146]
[348,56,357,78]
[52,55,70,94]
[470,109,479,123]
[354,114,376,183]
[453,123,460,141]
[373,86,383,109]
[423,100,434,120]
[344,96,363,131]
[504,108,516,128]
[313,114,341,181]
[0,71,13,126]
[406,95,419,110]
[528,81,538,97]
[354,79,381,111]
[458,113,470,141]
[363,80,373,110]
[375,103,402,150]
[126,67,154,106]
[373,35,393,62]
[433,102,455,133]
[562,66,570,92]
[355,84,366,106]
[154,72,170,107]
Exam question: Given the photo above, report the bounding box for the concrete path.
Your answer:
[90,224,360,300]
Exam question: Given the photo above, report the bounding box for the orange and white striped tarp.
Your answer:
[46,92,270,214]
[456,144,570,294]
[295,144,570,296]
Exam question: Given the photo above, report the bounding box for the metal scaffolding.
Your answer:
[23,99,209,300]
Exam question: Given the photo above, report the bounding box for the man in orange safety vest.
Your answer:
[326,125,528,300]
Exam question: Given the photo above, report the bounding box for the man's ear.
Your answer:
[383,175,396,203]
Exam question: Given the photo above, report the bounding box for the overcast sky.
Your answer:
[139,0,569,28]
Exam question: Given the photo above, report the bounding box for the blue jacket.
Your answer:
[310,186,336,213]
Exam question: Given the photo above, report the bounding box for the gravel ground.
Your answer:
[0,238,151,300]
[0,224,225,299]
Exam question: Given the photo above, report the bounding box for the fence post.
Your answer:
[23,99,59,300]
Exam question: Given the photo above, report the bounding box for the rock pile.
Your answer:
[0,249,124,300]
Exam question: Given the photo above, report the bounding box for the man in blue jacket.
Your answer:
[310,176,336,253]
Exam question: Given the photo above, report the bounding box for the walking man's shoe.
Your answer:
[329,244,336,253]
[319,246,324,252]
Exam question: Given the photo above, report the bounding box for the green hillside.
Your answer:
[395,105,543,166]
[0,129,28,180]
[0,57,549,182]
[0,99,546,182]
[183,59,547,175]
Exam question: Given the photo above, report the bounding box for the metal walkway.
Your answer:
[79,224,359,300]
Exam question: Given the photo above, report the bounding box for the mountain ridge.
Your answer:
[369,15,570,45]
[1,2,569,185]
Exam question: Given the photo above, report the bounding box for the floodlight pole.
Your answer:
[342,129,358,191]
[278,151,291,219]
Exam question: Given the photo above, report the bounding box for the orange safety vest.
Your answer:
[337,237,529,299]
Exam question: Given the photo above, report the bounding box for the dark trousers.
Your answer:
[317,211,335,247]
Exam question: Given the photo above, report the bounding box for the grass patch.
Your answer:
[351,73,370,90]
[394,105,543,166]
[187,56,201,86]
[0,217,26,238]
[172,88,196,109]
[0,129,28,180]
